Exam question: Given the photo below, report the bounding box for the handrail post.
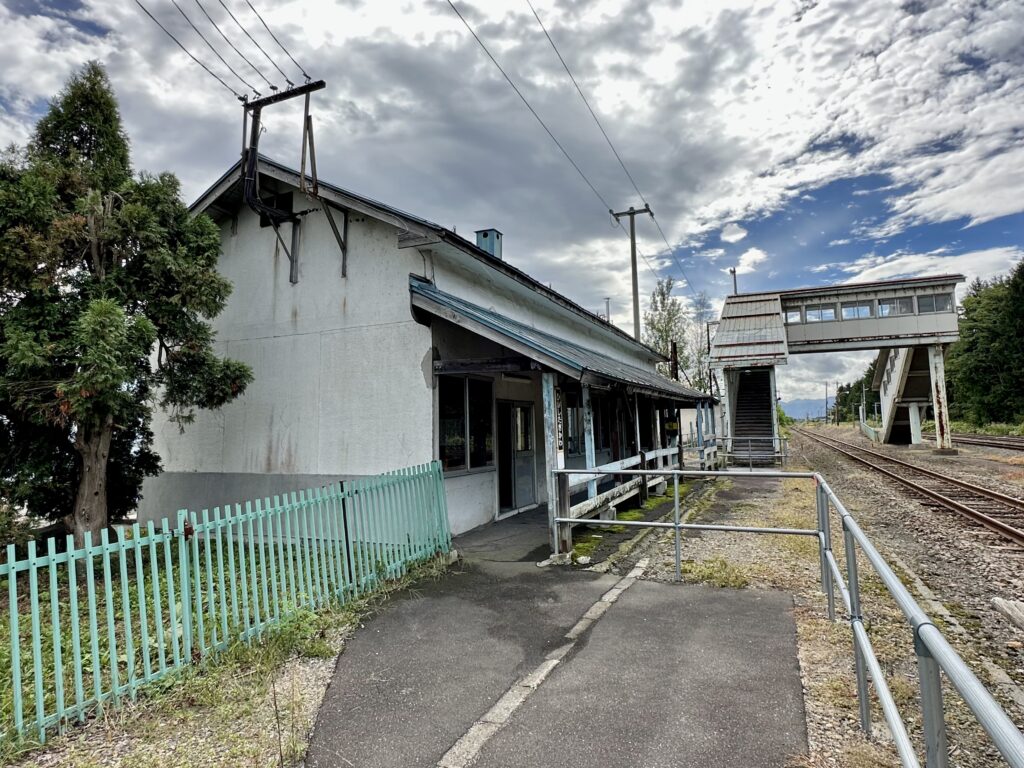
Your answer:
[556,472,572,554]
[916,630,949,768]
[844,522,871,738]
[817,483,836,621]
[638,450,649,505]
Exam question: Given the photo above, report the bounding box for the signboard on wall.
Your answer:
[555,388,565,468]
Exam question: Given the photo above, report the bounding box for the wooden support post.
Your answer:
[654,406,663,469]
[582,385,597,499]
[542,373,560,553]
[696,402,706,470]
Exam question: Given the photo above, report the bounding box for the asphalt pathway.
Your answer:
[305,510,808,767]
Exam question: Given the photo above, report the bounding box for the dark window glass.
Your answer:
[918,295,935,313]
[468,378,494,468]
[439,376,466,471]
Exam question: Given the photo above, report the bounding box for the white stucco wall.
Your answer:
[141,196,434,523]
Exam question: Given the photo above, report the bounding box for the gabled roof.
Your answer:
[191,155,671,363]
[410,277,710,403]
[710,294,788,368]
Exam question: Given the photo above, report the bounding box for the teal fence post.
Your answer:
[131,525,151,684]
[65,535,84,720]
[84,532,101,708]
[7,544,23,737]
[176,510,193,664]
[146,522,167,675]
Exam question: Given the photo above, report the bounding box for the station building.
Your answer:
[138,156,710,534]
[710,274,964,455]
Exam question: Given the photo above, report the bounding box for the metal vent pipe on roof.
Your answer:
[475,228,503,260]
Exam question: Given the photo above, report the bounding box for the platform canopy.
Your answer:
[410,277,709,403]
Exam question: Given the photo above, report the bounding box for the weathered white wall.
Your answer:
[141,197,433,523]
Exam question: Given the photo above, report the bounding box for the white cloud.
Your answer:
[0,0,1021,347]
[725,247,768,276]
[837,246,1022,298]
[720,222,747,243]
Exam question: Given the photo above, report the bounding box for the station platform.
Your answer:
[306,510,808,768]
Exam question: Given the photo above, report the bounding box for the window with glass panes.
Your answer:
[917,293,953,313]
[878,297,914,317]
[438,376,494,472]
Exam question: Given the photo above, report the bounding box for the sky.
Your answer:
[1,0,1022,402]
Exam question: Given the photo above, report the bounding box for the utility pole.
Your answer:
[610,203,652,341]
[729,267,738,295]
[824,382,828,423]
[670,340,679,381]
[604,297,611,322]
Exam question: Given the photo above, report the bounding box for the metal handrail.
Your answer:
[549,467,1024,768]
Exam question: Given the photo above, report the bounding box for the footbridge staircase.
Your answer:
[711,274,964,454]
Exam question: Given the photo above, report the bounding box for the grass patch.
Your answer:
[680,557,750,589]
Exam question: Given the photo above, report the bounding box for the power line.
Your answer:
[216,0,294,87]
[525,0,702,301]
[170,0,260,96]
[134,0,244,100]
[243,0,311,82]
[193,0,277,92]
[446,0,660,285]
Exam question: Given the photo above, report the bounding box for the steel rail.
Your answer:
[794,428,1024,547]
[924,432,1024,452]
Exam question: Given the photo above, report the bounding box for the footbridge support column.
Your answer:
[908,404,923,445]
[928,344,955,454]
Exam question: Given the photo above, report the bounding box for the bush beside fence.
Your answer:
[0,461,451,745]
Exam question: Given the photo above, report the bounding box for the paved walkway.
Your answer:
[306,512,808,768]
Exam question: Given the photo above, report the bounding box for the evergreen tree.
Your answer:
[0,63,252,545]
[947,265,1024,424]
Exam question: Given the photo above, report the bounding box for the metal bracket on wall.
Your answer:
[322,200,349,277]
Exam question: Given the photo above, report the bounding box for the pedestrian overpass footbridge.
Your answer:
[710,274,964,453]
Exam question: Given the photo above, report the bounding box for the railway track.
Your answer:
[792,427,1024,547]
[923,432,1024,452]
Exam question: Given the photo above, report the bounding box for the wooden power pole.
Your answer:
[610,204,652,341]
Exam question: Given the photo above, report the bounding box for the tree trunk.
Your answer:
[72,416,114,549]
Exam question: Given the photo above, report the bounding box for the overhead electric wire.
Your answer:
[170,0,260,96]
[134,0,244,100]
[243,0,311,82]
[216,0,293,87]
[446,0,660,283]
[193,0,277,91]
[525,0,702,301]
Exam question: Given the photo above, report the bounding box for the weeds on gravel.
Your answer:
[679,557,750,589]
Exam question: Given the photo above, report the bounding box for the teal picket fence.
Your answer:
[0,461,451,745]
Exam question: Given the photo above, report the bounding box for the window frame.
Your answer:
[917,293,953,314]
[784,307,803,324]
[438,374,495,475]
[840,301,874,320]
[805,303,837,322]
[878,296,915,317]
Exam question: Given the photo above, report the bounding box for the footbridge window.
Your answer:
[917,293,954,314]
[840,301,874,320]
[805,303,837,322]
[784,308,802,324]
[878,297,914,317]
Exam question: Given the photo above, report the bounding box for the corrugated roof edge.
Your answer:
[190,155,669,362]
[724,273,967,302]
